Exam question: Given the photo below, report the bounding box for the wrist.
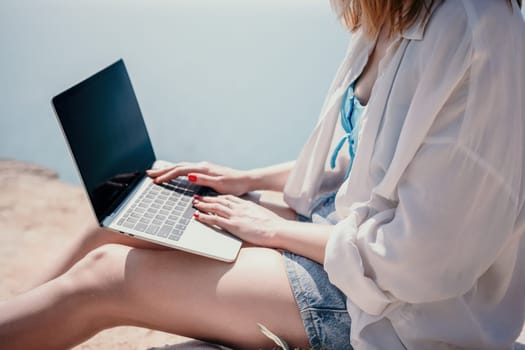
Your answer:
[263,218,290,249]
[239,161,294,194]
[241,169,265,193]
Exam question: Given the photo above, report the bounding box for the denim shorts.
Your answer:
[282,193,353,350]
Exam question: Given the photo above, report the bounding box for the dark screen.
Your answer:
[52,59,156,222]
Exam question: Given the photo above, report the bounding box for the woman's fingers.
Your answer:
[192,200,232,218]
[187,173,230,190]
[153,167,189,183]
[224,195,244,204]
[146,163,189,180]
[193,211,232,231]
[146,167,173,177]
[147,161,249,196]
[187,173,216,187]
[149,164,209,184]
[197,195,243,206]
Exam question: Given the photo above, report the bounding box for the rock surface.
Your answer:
[1,159,524,349]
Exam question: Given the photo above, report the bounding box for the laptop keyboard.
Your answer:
[117,178,201,241]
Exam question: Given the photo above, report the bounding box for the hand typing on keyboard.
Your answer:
[192,194,286,248]
[146,161,253,196]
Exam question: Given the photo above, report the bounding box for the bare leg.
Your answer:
[35,191,297,286]
[33,224,170,287]
[0,244,309,350]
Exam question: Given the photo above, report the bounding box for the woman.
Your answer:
[1,0,524,349]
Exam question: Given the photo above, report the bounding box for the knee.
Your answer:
[61,244,130,302]
[39,245,132,330]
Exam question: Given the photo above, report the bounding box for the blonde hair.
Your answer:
[331,0,522,38]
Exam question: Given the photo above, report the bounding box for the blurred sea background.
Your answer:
[1,1,524,184]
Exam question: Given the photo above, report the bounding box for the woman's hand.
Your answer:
[147,161,252,196]
[192,194,285,247]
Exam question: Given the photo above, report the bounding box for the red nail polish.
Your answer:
[188,174,197,183]
[193,195,201,200]
[193,212,200,218]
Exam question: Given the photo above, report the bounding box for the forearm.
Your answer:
[244,161,295,193]
[269,221,332,265]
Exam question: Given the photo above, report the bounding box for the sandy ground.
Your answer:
[0,160,227,350]
[1,159,524,349]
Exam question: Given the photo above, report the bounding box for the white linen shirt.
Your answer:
[283,0,525,349]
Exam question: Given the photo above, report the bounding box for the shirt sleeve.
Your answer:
[325,142,519,314]
[324,1,525,316]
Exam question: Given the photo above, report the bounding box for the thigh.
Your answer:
[37,191,297,287]
[77,244,309,350]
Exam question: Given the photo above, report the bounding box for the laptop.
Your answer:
[52,59,242,262]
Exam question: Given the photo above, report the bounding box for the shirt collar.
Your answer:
[401,1,441,41]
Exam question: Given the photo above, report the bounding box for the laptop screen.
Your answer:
[52,59,156,222]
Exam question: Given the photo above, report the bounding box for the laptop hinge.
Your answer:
[98,170,149,226]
